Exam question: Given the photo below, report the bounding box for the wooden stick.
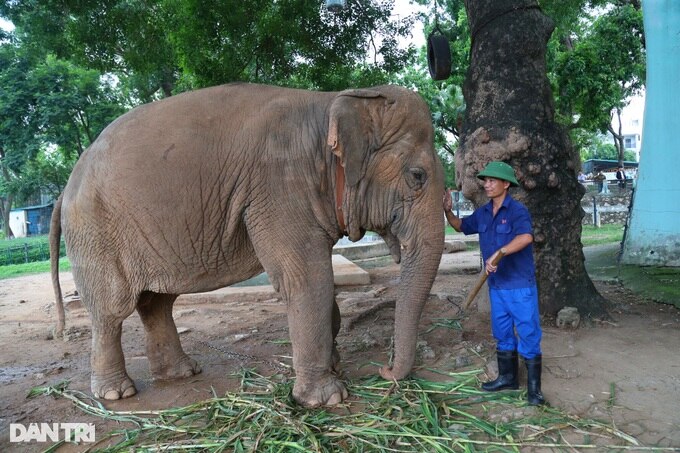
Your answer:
[462,249,505,310]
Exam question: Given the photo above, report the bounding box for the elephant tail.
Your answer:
[50,194,65,339]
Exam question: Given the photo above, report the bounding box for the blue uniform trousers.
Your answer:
[489,286,542,359]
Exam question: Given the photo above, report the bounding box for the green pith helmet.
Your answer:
[477,161,519,187]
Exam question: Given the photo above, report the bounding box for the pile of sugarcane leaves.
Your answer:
[30,368,660,452]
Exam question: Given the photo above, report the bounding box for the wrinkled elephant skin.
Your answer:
[50,83,445,407]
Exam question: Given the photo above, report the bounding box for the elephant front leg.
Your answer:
[288,293,348,407]
[137,293,202,379]
[246,218,346,407]
[282,267,347,407]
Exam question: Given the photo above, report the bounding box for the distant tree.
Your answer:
[581,138,635,163]
[1,0,418,97]
[0,0,178,101]
[550,3,645,167]
[0,39,124,236]
[29,55,125,158]
[14,147,77,206]
[0,40,39,237]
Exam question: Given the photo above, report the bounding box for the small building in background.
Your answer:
[8,203,54,238]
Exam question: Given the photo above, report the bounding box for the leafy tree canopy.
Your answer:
[1,0,418,101]
[0,37,124,235]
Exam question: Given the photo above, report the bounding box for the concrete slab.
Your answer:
[332,254,371,285]
[333,240,390,260]
[178,254,370,305]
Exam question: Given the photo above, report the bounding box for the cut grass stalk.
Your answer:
[29,369,670,452]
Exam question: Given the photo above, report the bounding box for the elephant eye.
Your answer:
[406,167,427,190]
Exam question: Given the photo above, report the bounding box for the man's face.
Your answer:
[483,177,510,199]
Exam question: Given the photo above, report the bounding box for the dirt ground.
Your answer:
[1,249,679,451]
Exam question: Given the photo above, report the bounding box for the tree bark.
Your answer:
[0,146,16,238]
[457,0,608,317]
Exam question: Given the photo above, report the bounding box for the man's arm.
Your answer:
[486,233,533,274]
[444,210,463,232]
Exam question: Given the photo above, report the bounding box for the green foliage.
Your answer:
[0,37,124,234]
[551,4,645,134]
[1,0,647,217]
[406,1,643,184]
[395,1,469,187]
[2,0,418,96]
[30,373,644,451]
[15,147,77,204]
[574,130,636,162]
[29,55,126,157]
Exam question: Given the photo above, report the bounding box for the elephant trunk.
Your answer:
[386,210,444,380]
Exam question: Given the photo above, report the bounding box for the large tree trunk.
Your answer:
[456,0,608,317]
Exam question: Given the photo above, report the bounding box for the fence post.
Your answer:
[592,196,600,228]
[23,243,29,263]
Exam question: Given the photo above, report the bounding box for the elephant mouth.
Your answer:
[378,229,402,264]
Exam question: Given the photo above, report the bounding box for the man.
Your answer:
[616,167,626,191]
[443,161,545,406]
[594,171,607,193]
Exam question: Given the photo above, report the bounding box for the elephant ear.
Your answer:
[327,89,387,187]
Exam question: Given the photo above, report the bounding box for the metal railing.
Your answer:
[0,238,66,266]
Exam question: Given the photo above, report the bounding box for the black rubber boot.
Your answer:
[482,350,519,392]
[525,355,546,406]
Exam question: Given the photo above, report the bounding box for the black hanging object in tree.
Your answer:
[326,0,346,13]
[427,1,451,80]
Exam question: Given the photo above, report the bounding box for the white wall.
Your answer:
[8,210,27,238]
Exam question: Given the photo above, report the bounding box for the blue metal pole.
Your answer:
[622,0,680,266]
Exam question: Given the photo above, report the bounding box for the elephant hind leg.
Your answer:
[137,292,201,379]
[90,312,137,400]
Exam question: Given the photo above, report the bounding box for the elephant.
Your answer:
[50,82,445,407]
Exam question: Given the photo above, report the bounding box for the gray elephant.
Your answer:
[50,83,445,407]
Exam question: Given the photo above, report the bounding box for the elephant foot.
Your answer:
[151,354,202,380]
[92,371,137,400]
[293,372,348,408]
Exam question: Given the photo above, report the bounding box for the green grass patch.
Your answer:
[448,224,624,248]
[580,224,624,247]
[0,256,70,280]
[0,234,67,266]
[29,370,649,452]
[617,264,680,309]
[0,234,51,251]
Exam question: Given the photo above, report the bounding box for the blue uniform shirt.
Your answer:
[461,195,536,289]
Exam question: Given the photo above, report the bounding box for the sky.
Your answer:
[0,17,13,32]
[394,0,427,48]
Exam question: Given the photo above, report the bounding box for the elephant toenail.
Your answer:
[326,393,342,405]
[104,390,121,400]
[122,386,137,398]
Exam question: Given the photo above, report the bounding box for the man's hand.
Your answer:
[443,190,452,212]
[485,250,502,274]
